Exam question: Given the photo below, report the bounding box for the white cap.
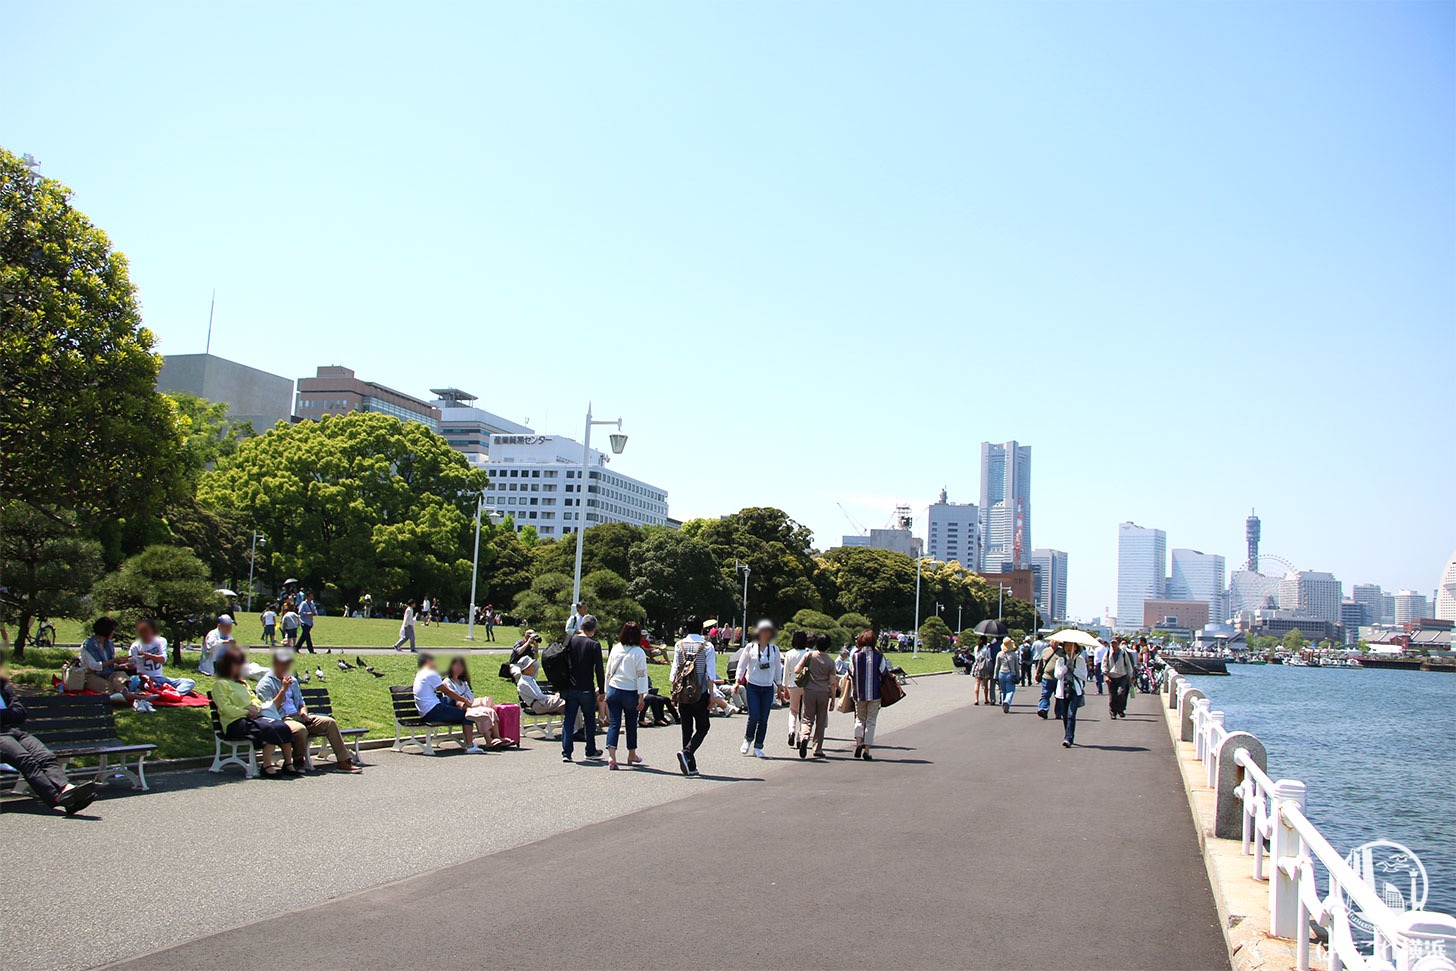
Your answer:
[272,647,294,663]
[217,614,235,625]
[754,619,776,634]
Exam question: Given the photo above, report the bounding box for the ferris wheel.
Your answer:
[1229,554,1297,614]
[1239,554,1296,579]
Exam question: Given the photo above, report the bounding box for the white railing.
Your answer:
[1171,674,1456,971]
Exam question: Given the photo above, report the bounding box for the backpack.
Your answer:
[671,646,703,706]
[540,640,571,690]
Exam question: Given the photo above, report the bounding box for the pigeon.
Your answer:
[336,660,350,672]
[355,656,367,668]
[299,672,311,684]
[370,669,385,678]
[315,667,325,681]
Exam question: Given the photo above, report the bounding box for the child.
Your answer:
[261,604,278,647]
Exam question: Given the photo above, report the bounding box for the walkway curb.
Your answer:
[1160,689,1303,971]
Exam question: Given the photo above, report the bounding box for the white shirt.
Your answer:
[130,636,168,679]
[738,642,782,687]
[606,644,650,693]
[1054,653,1089,698]
[413,668,444,716]
[517,673,550,707]
[781,648,807,688]
[400,607,416,631]
[261,610,277,626]
[445,677,475,704]
[199,628,235,676]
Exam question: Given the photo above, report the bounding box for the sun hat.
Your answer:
[755,619,775,634]
[273,647,294,663]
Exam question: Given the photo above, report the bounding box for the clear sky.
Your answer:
[5,1,1453,619]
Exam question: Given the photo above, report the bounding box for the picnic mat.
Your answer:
[50,681,210,707]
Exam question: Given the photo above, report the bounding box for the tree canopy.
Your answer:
[91,545,223,662]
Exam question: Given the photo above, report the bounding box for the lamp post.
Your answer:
[912,555,927,658]
[466,493,504,642]
[998,583,1009,621]
[246,531,259,612]
[736,560,751,646]
[957,603,963,634]
[571,404,627,609]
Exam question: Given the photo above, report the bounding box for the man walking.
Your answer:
[736,620,783,759]
[560,614,605,763]
[671,617,716,776]
[483,604,496,643]
[1018,637,1034,687]
[297,591,319,654]
[1092,638,1108,694]
[564,602,588,637]
[1104,638,1136,719]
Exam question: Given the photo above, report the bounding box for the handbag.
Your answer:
[880,671,905,707]
[793,659,811,688]
[836,675,856,713]
[63,662,86,693]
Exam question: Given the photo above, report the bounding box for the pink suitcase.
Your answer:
[494,703,522,747]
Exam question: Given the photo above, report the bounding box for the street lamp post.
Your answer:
[912,555,926,658]
[246,531,259,612]
[571,403,628,610]
[736,560,750,646]
[466,493,503,642]
[998,584,1009,621]
[957,603,963,634]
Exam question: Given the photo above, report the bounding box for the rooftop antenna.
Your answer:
[204,289,216,355]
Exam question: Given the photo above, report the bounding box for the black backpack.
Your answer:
[540,640,571,689]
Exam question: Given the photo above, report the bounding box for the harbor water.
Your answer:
[1194,665,1456,916]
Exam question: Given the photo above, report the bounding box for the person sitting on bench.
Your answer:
[213,648,298,777]
[412,653,492,754]
[443,656,508,749]
[257,648,362,773]
[1,655,98,815]
[512,655,567,715]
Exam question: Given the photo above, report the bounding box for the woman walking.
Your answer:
[971,636,996,706]
[794,633,838,758]
[1053,643,1088,748]
[994,637,1020,713]
[848,630,891,760]
[782,630,809,748]
[605,622,650,770]
[392,601,418,652]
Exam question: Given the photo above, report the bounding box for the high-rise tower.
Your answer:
[1245,509,1261,572]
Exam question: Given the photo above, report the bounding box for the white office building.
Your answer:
[1435,552,1456,622]
[1278,571,1342,624]
[1029,548,1069,623]
[926,489,979,568]
[1393,589,1429,625]
[839,529,923,558]
[1351,583,1384,627]
[483,433,669,539]
[1168,549,1227,624]
[430,388,532,468]
[1116,522,1166,632]
[979,441,1031,572]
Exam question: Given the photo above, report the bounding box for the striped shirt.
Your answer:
[671,636,718,694]
[850,648,890,702]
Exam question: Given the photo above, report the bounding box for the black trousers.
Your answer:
[1108,675,1131,716]
[1,729,68,805]
[679,696,710,756]
[296,625,315,652]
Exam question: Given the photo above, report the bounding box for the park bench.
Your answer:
[1,694,155,793]
[208,688,368,776]
[208,693,258,779]
[299,687,368,768]
[389,686,468,755]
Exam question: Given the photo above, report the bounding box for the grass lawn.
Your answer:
[40,613,530,650]
[3,643,953,763]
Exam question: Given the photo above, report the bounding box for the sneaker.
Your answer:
[1037,709,1048,720]
[465,745,486,754]
[1002,701,1010,713]
[686,753,699,776]
[854,743,864,759]
[1062,740,1072,748]
[753,748,766,759]
[561,753,573,763]
[861,750,874,761]
[740,740,751,756]
[788,731,796,748]
[676,751,691,776]
[798,736,808,759]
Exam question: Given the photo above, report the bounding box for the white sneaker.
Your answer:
[740,740,751,755]
[753,748,766,759]
[465,745,486,754]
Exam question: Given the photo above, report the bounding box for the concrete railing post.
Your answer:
[1215,734,1266,840]
[1269,779,1308,940]
[1206,711,1226,788]
[1179,688,1206,743]
[1193,698,1212,759]
[1167,672,1183,709]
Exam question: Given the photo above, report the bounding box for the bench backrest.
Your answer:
[19,694,121,747]
[300,687,335,717]
[206,692,228,737]
[389,686,423,724]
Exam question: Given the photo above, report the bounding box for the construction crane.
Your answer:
[837,503,868,536]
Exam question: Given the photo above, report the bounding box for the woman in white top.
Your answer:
[1053,643,1088,748]
[781,630,809,749]
[604,622,650,770]
[392,601,418,652]
[443,656,507,750]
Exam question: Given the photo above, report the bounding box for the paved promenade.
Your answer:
[5,674,1228,971]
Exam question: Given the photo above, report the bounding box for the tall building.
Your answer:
[1245,509,1261,572]
[1380,592,1396,625]
[839,529,923,558]
[1393,590,1429,625]
[1338,601,1365,644]
[1435,551,1456,622]
[1351,583,1384,627]
[1142,599,1210,632]
[979,441,1031,571]
[1278,571,1342,624]
[294,366,440,430]
[483,432,668,538]
[1029,548,1068,623]
[926,489,979,567]
[157,353,294,429]
[1116,522,1166,631]
[1168,549,1227,624]
[429,388,532,468]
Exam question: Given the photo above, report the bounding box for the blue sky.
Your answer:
[4,1,1452,619]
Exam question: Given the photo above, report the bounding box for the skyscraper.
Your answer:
[1245,509,1261,572]
[1029,548,1069,623]
[1393,590,1428,625]
[1435,551,1456,622]
[978,441,1031,572]
[1168,549,1227,625]
[1278,571,1343,624]
[926,489,979,567]
[1351,583,1384,627]
[1116,522,1166,632]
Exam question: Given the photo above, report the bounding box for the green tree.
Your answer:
[627,530,735,635]
[511,572,573,634]
[819,546,917,630]
[1280,628,1308,654]
[580,568,645,637]
[0,504,104,657]
[528,522,644,586]
[684,508,822,623]
[836,612,873,635]
[91,545,223,663]
[0,147,183,525]
[165,391,253,478]
[197,413,486,606]
[918,615,952,653]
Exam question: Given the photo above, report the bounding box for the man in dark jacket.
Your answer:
[559,615,605,763]
[1,661,98,814]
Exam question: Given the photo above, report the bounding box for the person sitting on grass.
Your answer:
[212,647,298,776]
[199,614,239,677]
[2,655,99,815]
[128,618,197,695]
[79,617,143,703]
[257,648,362,773]
[412,653,490,754]
[443,656,508,749]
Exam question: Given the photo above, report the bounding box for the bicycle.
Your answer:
[33,618,57,648]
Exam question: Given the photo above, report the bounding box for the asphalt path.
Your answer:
[99,677,1229,971]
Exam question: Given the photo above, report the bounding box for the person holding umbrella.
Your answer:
[1053,643,1088,747]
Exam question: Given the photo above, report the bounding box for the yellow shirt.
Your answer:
[213,678,260,728]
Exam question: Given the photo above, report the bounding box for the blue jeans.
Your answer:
[605,687,638,751]
[1038,677,1056,713]
[1061,693,1081,743]
[562,690,598,758]
[743,683,775,749]
[997,673,1017,707]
